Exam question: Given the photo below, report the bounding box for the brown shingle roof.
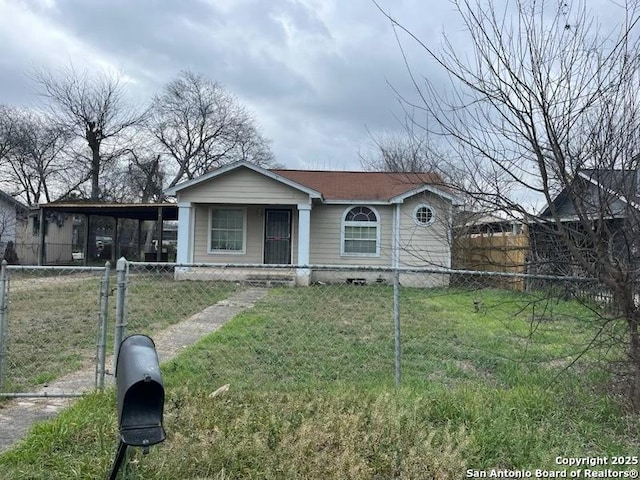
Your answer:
[272,169,446,201]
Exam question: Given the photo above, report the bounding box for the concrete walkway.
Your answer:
[0,287,268,454]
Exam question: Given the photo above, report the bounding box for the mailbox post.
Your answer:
[108,334,165,480]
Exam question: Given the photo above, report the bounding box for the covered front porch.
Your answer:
[176,202,312,285]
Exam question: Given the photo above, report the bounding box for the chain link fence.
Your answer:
[0,259,623,398]
[117,262,619,391]
[0,261,110,397]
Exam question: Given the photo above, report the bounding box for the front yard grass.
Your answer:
[1,273,236,393]
[0,285,638,479]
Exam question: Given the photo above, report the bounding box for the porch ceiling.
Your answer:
[38,203,178,221]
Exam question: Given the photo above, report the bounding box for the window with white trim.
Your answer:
[414,204,435,226]
[209,208,246,253]
[342,206,379,256]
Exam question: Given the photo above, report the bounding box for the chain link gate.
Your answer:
[0,260,111,398]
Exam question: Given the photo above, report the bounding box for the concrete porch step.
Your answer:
[245,274,296,287]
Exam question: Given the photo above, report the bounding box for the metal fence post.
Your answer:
[113,257,129,377]
[0,260,8,391]
[393,267,401,388]
[96,261,111,390]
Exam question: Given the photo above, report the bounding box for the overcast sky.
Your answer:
[0,0,463,171]
[0,0,625,176]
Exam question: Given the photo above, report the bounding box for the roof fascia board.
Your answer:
[0,190,28,211]
[536,213,626,223]
[539,171,632,217]
[266,168,323,199]
[577,170,640,211]
[163,162,239,195]
[164,160,322,199]
[390,184,463,205]
[321,199,392,205]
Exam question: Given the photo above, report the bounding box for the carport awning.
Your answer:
[38,202,178,221]
[34,202,178,265]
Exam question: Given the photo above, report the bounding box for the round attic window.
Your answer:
[414,205,435,226]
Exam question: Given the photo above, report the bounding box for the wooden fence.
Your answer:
[452,231,530,291]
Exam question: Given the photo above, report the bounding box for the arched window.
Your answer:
[342,206,380,256]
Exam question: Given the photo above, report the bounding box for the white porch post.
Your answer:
[176,202,194,264]
[296,203,312,286]
[392,203,401,269]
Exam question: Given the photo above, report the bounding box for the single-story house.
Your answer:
[0,189,73,265]
[531,168,640,277]
[165,161,462,286]
[24,208,74,264]
[0,189,28,261]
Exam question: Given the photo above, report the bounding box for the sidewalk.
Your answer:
[0,287,268,453]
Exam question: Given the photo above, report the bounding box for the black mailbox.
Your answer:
[115,334,166,447]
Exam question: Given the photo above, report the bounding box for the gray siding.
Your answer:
[178,167,310,205]
[398,194,452,268]
[190,197,452,268]
[14,214,74,265]
[180,169,453,270]
[309,204,394,266]
[192,204,299,264]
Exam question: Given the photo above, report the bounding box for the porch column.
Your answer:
[296,203,311,286]
[156,206,164,261]
[392,203,401,269]
[176,202,194,264]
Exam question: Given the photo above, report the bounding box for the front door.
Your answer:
[264,209,292,264]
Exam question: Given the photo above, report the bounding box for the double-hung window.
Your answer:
[209,208,246,253]
[342,206,379,256]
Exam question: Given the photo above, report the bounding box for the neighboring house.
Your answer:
[455,211,526,236]
[531,168,640,277]
[0,189,28,260]
[165,161,461,286]
[0,190,74,265]
[22,209,74,264]
[540,168,640,219]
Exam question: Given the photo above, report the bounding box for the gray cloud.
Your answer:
[0,0,548,170]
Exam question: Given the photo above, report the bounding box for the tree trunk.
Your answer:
[629,312,640,411]
[85,122,101,201]
[616,283,640,412]
[91,146,100,201]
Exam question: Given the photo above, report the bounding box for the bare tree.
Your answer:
[0,196,18,248]
[31,65,143,200]
[381,0,640,408]
[360,118,480,206]
[0,107,13,158]
[360,115,445,173]
[149,70,275,188]
[0,108,74,205]
[234,122,277,168]
[0,105,21,170]
[361,135,435,179]
[127,151,164,203]
[107,142,165,203]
